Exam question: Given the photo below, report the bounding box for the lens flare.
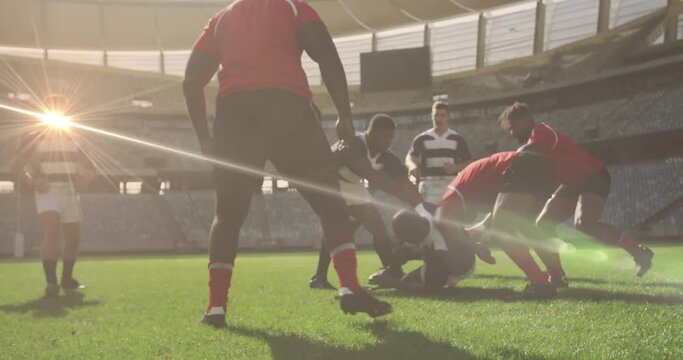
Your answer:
[40,111,72,130]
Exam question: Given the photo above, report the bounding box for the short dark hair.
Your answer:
[432,101,448,113]
[368,113,396,132]
[499,102,534,130]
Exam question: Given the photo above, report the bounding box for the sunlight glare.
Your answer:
[40,111,72,130]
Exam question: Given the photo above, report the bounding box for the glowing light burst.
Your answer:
[40,111,72,130]
[0,102,72,130]
[0,101,379,207]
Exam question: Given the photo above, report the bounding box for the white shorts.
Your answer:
[34,182,83,223]
[339,180,373,206]
[418,177,452,204]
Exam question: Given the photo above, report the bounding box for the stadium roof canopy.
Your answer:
[0,0,526,50]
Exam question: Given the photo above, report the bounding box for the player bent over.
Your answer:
[435,151,559,298]
[12,128,96,297]
[309,114,429,289]
[500,102,654,283]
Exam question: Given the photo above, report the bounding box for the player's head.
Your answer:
[431,101,449,132]
[367,113,395,152]
[392,208,430,245]
[42,94,71,114]
[499,102,535,144]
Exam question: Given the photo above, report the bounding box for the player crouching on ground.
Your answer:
[309,114,435,289]
[435,150,560,298]
[369,204,486,293]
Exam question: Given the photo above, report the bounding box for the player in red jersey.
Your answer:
[499,102,654,285]
[184,0,390,327]
[435,150,559,298]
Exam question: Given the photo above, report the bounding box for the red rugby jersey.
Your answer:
[528,123,603,187]
[193,0,321,99]
[441,151,519,207]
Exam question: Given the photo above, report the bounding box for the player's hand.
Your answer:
[335,116,355,144]
[198,137,213,157]
[474,242,496,264]
[409,167,420,179]
[32,177,49,193]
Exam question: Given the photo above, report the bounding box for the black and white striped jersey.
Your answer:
[407,128,471,178]
[17,130,88,180]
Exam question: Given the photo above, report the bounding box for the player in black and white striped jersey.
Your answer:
[12,124,96,298]
[406,101,471,204]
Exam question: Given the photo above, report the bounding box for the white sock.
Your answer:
[206,306,225,316]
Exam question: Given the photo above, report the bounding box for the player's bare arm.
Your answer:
[405,153,421,178]
[10,134,48,192]
[183,49,220,156]
[434,205,496,264]
[75,148,97,190]
[299,22,353,143]
[347,158,422,206]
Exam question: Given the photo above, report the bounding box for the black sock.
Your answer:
[314,238,331,280]
[374,237,398,269]
[62,259,76,280]
[43,260,57,284]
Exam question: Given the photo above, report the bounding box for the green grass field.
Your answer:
[1,245,683,359]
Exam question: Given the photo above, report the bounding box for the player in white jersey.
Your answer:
[406,101,471,204]
[12,124,96,297]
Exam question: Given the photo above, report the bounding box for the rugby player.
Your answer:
[406,101,471,204]
[435,150,559,298]
[499,102,654,284]
[309,114,428,289]
[12,123,95,297]
[184,0,390,327]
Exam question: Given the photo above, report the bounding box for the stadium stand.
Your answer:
[78,194,182,253]
[604,157,683,231]
[0,193,17,255]
[1,0,681,256]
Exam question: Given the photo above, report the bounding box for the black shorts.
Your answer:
[501,151,556,201]
[211,89,352,241]
[554,167,610,200]
[422,247,476,291]
[213,89,336,193]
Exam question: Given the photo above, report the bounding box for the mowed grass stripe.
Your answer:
[1,245,682,359]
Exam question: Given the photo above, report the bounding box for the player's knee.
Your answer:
[211,212,244,231]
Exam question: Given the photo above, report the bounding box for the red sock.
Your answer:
[331,240,363,293]
[617,233,644,258]
[503,246,549,285]
[207,262,233,313]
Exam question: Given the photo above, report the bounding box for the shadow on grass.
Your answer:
[372,286,519,303]
[559,287,683,305]
[371,279,683,305]
[475,274,683,290]
[225,321,484,360]
[0,291,101,318]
